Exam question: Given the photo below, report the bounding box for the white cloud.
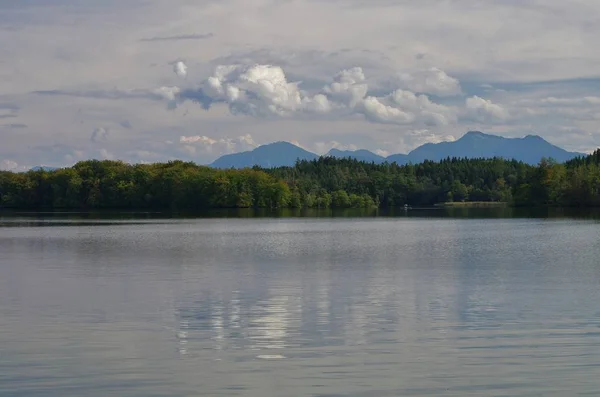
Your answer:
[323,67,368,107]
[170,64,454,127]
[303,94,332,114]
[179,133,258,157]
[3,0,600,165]
[357,96,415,125]
[389,89,457,126]
[465,96,509,122]
[396,68,462,97]
[173,61,188,79]
[417,132,457,145]
[0,159,19,171]
[374,149,390,157]
[313,141,358,155]
[198,64,313,116]
[153,86,181,109]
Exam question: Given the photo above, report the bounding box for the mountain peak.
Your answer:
[252,141,305,153]
[523,134,545,141]
[210,141,317,168]
[30,166,59,172]
[406,131,583,164]
[263,141,300,148]
[461,131,498,140]
[209,132,585,169]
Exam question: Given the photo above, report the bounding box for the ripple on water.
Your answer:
[2,217,600,396]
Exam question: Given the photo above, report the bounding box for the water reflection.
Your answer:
[164,218,600,362]
[3,217,600,396]
[4,206,600,224]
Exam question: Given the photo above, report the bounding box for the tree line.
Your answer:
[1,150,599,210]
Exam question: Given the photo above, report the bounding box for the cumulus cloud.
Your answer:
[165,63,456,127]
[91,127,109,142]
[358,96,415,124]
[153,86,181,101]
[195,64,327,117]
[0,159,19,171]
[153,86,181,109]
[179,133,258,157]
[415,131,457,145]
[173,61,188,79]
[397,68,462,97]
[6,0,600,164]
[389,89,457,126]
[323,67,368,107]
[465,96,509,122]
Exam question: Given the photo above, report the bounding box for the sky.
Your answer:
[2,0,600,170]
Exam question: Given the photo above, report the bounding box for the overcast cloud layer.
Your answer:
[2,0,600,170]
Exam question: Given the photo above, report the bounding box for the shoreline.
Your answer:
[434,201,508,208]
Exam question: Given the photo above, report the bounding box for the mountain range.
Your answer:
[210,131,586,168]
[210,141,319,169]
[30,166,59,172]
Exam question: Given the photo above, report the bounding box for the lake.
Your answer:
[2,210,600,396]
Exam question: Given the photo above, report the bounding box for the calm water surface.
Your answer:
[2,213,600,396]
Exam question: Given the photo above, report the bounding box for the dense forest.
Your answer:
[1,150,600,210]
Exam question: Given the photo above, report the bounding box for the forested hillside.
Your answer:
[269,157,523,207]
[0,161,291,210]
[1,150,600,210]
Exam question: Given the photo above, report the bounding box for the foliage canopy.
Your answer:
[2,151,600,210]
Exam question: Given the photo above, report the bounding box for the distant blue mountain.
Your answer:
[327,148,386,164]
[210,141,319,168]
[385,153,410,165]
[209,131,586,168]
[30,166,59,172]
[403,131,585,165]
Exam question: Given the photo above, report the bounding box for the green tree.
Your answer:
[332,190,351,208]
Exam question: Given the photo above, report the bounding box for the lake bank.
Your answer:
[2,206,600,221]
[434,201,508,207]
